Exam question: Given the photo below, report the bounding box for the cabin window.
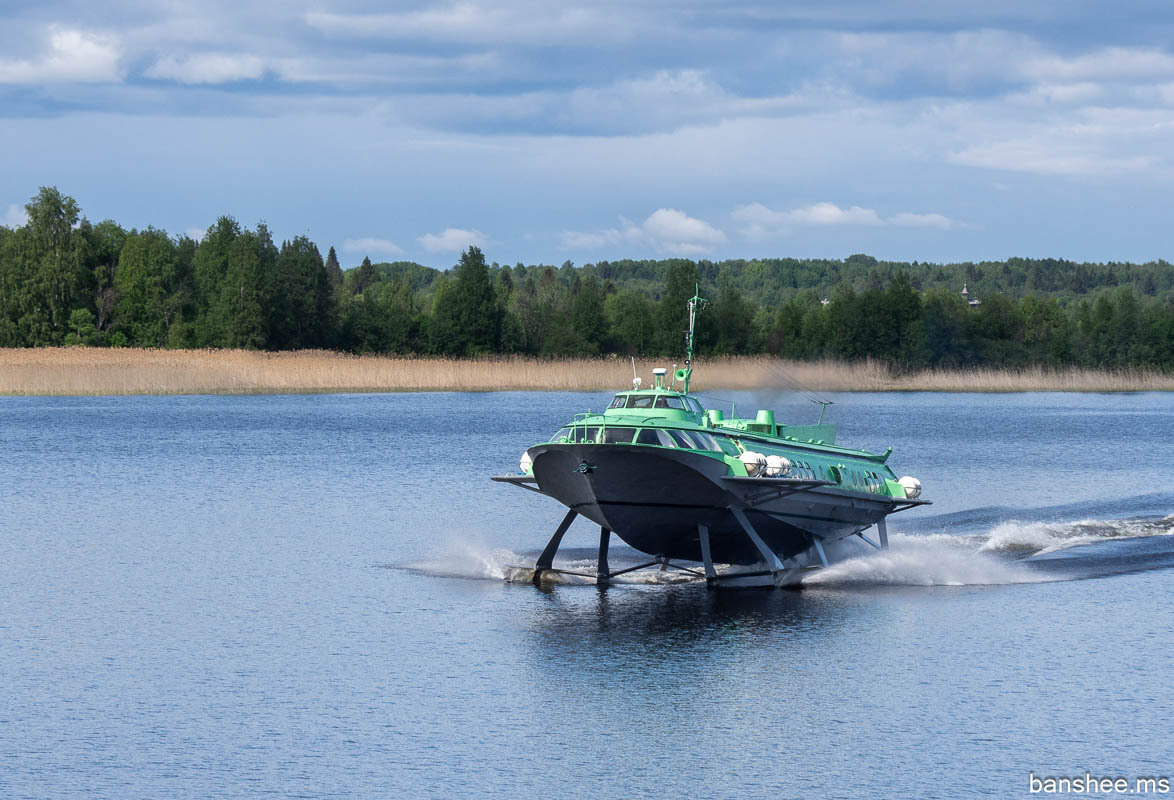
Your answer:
[689,432,724,452]
[654,396,686,410]
[627,395,655,409]
[608,395,628,409]
[602,427,636,444]
[710,434,741,456]
[683,397,703,413]
[569,426,600,443]
[550,427,572,442]
[636,428,675,447]
[666,429,700,448]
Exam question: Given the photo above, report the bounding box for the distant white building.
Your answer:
[961,283,982,307]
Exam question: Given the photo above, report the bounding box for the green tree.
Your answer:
[605,289,654,355]
[192,216,242,345]
[64,308,101,346]
[324,246,344,289]
[970,293,1026,366]
[569,274,607,355]
[430,247,501,355]
[21,187,90,344]
[270,236,332,349]
[86,219,127,334]
[707,277,753,354]
[114,228,176,346]
[211,224,276,349]
[0,225,22,345]
[879,272,928,368]
[921,289,975,366]
[1020,295,1071,365]
[353,256,378,295]
[655,260,698,355]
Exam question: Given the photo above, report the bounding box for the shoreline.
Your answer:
[1,348,1172,396]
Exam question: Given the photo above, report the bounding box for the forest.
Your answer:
[2,187,1173,371]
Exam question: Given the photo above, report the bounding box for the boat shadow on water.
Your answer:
[518,578,874,651]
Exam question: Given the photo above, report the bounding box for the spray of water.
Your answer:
[981,515,1174,556]
[803,532,1043,587]
[400,515,1174,588]
[806,515,1174,587]
[402,540,525,581]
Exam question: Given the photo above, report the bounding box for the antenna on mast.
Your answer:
[630,356,641,389]
[682,283,708,394]
[813,399,834,424]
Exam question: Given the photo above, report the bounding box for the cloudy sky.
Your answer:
[2,1,1173,267]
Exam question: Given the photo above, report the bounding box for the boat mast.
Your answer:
[683,283,707,394]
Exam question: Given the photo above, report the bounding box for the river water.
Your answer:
[1,390,1172,798]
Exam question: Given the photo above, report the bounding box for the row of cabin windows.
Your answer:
[791,460,816,480]
[550,425,738,455]
[844,467,887,494]
[607,394,704,413]
[550,426,889,490]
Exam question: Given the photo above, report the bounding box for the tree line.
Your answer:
[2,187,1173,370]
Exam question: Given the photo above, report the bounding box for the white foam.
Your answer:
[404,541,525,580]
[804,532,1044,587]
[981,521,1075,555]
[980,516,1174,557]
[405,515,1174,588]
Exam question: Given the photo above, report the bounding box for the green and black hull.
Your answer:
[526,443,902,566]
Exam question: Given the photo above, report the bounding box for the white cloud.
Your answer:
[305,5,630,46]
[561,208,725,255]
[146,53,266,84]
[343,237,404,256]
[0,26,123,84]
[888,212,955,229]
[184,226,205,242]
[642,208,726,252]
[418,227,487,253]
[1010,81,1104,107]
[1023,47,1174,82]
[947,106,1172,177]
[788,202,882,227]
[950,138,1155,176]
[3,204,28,229]
[559,228,635,249]
[732,202,878,238]
[387,68,818,136]
[835,29,1037,89]
[733,202,961,238]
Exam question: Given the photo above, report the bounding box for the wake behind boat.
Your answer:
[493,289,929,588]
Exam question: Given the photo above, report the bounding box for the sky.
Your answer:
[2,0,1173,268]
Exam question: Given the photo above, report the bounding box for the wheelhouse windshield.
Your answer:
[602,427,636,443]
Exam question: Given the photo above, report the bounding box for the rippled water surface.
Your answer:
[2,391,1172,798]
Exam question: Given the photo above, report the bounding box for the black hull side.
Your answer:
[529,444,896,565]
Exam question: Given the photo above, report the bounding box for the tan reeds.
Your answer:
[1,348,1172,396]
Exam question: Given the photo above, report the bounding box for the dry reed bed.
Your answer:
[1,348,1172,396]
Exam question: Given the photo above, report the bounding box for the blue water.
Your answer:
[2,391,1173,799]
